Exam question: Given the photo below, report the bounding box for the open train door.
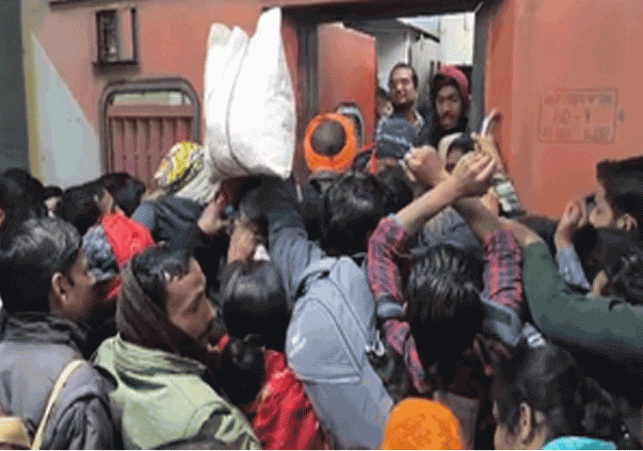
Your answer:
[317,23,377,150]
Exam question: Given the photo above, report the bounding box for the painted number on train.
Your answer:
[538,88,617,144]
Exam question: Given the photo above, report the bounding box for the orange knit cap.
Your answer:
[382,398,463,450]
[304,113,357,173]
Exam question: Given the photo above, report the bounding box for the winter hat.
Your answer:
[437,65,469,104]
[82,211,155,300]
[82,224,120,283]
[375,115,417,159]
[382,398,463,450]
[154,142,216,205]
[304,113,357,173]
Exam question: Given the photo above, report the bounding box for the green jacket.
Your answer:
[523,242,643,401]
[94,335,260,450]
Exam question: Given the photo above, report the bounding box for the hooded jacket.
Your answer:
[0,313,114,449]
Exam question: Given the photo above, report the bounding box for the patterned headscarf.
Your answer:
[154,142,216,205]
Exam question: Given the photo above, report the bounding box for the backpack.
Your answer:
[287,256,380,383]
[0,360,84,450]
[286,256,394,449]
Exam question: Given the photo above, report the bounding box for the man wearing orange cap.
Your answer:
[422,65,471,147]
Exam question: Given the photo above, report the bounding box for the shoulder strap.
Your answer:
[31,359,85,450]
[294,257,337,298]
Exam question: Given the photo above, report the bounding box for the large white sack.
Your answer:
[227,7,296,179]
[204,24,250,180]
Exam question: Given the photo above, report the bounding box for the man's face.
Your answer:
[388,67,418,110]
[435,85,464,131]
[62,251,98,321]
[165,258,217,350]
[588,183,617,228]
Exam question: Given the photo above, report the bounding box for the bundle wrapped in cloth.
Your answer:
[204,7,296,182]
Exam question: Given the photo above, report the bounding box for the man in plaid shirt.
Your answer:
[368,141,524,396]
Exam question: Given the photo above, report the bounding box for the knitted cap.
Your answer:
[82,224,120,283]
[304,113,357,173]
[375,115,417,159]
[382,398,463,450]
[437,66,469,105]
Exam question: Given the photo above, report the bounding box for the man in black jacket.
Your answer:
[0,217,114,449]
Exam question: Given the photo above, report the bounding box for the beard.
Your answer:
[392,100,415,113]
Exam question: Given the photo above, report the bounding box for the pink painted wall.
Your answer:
[38,0,264,141]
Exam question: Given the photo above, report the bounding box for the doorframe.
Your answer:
[280,0,498,133]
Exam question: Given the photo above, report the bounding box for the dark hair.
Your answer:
[130,245,192,310]
[580,227,643,304]
[2,168,46,210]
[220,260,290,352]
[320,171,386,256]
[492,339,637,449]
[597,156,643,240]
[301,172,340,243]
[312,119,346,157]
[218,261,288,405]
[43,185,63,199]
[376,165,414,214]
[98,172,146,217]
[0,175,45,250]
[58,181,105,236]
[408,245,485,387]
[0,218,81,314]
[389,63,419,89]
[447,134,475,156]
[377,86,389,99]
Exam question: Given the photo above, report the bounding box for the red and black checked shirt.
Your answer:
[367,216,523,395]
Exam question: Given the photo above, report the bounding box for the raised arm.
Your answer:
[257,177,325,300]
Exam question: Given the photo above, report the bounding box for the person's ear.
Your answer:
[517,402,535,446]
[49,272,71,314]
[0,207,5,231]
[616,213,638,232]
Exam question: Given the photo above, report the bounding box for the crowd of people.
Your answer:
[0,63,642,450]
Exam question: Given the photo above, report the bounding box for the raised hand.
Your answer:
[450,151,496,198]
[227,220,260,263]
[404,145,446,188]
[555,198,588,249]
[197,188,230,238]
